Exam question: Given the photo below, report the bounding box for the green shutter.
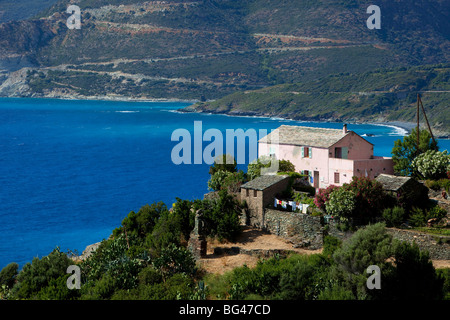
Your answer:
[301,147,304,157]
[342,147,348,159]
[309,147,312,158]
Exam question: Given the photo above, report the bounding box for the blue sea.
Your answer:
[0,97,448,270]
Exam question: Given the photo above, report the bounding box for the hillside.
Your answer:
[183,63,450,137]
[0,0,449,122]
[0,0,59,23]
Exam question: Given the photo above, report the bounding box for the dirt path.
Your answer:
[198,227,322,275]
[198,226,450,274]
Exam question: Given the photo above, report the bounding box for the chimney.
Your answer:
[343,124,348,134]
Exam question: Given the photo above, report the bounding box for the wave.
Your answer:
[115,110,139,113]
[361,134,379,137]
[368,123,408,136]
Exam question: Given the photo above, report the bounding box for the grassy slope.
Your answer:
[187,63,450,135]
[1,0,449,113]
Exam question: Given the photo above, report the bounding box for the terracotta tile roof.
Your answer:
[259,125,350,148]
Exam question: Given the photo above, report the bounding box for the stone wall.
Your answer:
[275,215,450,260]
[264,208,323,249]
[328,221,450,260]
[386,228,450,260]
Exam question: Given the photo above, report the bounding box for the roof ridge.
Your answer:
[279,124,344,131]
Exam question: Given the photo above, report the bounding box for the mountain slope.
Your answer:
[183,63,450,137]
[0,0,449,104]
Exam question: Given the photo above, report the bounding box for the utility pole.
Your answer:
[416,93,420,153]
[418,94,436,145]
[416,93,436,154]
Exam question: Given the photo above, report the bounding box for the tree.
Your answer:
[246,155,273,180]
[114,202,169,240]
[209,154,237,176]
[152,244,197,281]
[382,206,405,227]
[0,263,18,289]
[207,169,246,192]
[278,159,296,173]
[247,156,295,180]
[13,247,73,299]
[331,223,443,300]
[202,189,242,241]
[389,241,443,300]
[391,128,439,176]
[342,176,387,223]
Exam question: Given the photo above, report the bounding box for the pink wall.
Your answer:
[329,132,374,160]
[258,135,394,189]
[353,158,395,179]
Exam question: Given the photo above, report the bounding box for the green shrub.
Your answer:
[13,248,72,299]
[208,169,246,192]
[201,189,242,241]
[322,236,342,258]
[342,176,387,222]
[209,154,237,176]
[427,205,447,220]
[412,150,450,180]
[278,159,296,173]
[326,188,356,218]
[0,263,18,289]
[436,268,450,300]
[382,206,405,227]
[425,179,443,191]
[138,266,163,286]
[277,259,315,300]
[152,244,197,280]
[410,205,447,227]
[317,285,355,300]
[314,185,339,210]
[408,207,427,227]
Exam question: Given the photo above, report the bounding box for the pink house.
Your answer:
[258,124,394,189]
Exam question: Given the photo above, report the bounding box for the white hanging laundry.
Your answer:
[289,201,296,211]
[302,204,309,214]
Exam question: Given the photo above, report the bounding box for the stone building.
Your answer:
[240,174,290,228]
[375,173,428,207]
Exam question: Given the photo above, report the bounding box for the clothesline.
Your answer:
[274,198,310,214]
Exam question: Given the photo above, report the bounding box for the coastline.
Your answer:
[1,95,446,138]
[1,94,199,104]
[179,104,450,139]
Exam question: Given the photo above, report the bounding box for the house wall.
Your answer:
[240,177,291,228]
[353,157,394,179]
[328,158,355,185]
[329,131,374,160]
[259,140,394,189]
[241,188,264,228]
[259,142,330,188]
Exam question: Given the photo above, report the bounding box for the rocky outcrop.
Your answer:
[71,242,101,261]
[0,68,32,96]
